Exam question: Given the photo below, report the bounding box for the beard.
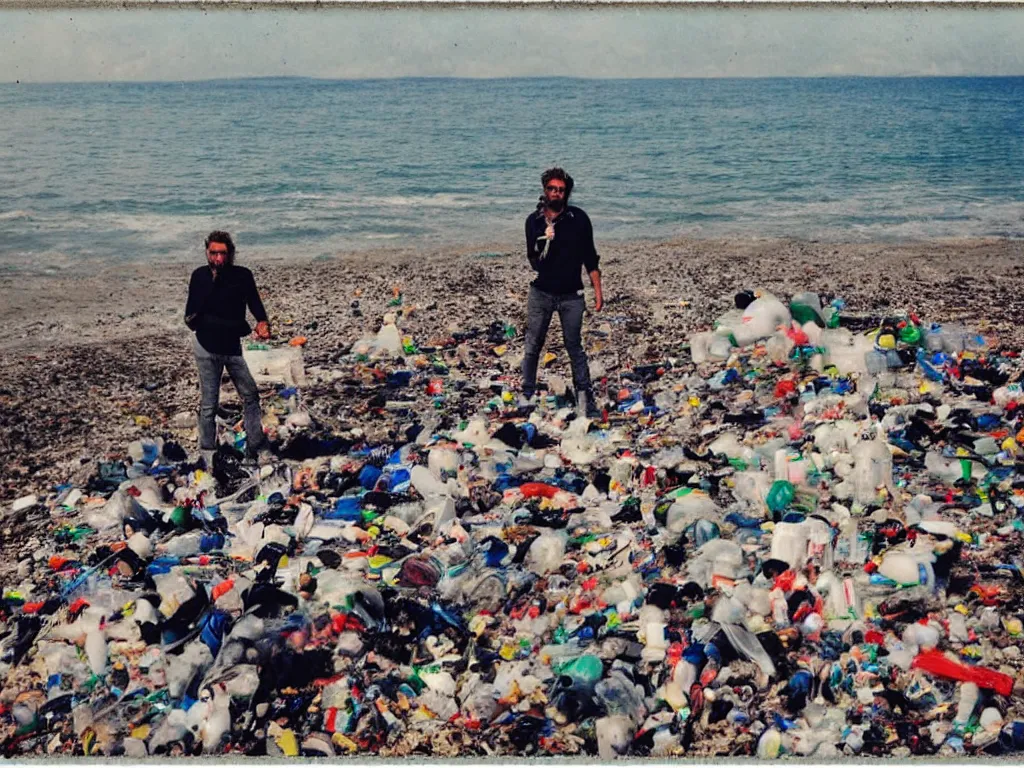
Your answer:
[546,198,566,212]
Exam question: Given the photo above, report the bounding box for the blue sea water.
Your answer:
[0,76,1022,265]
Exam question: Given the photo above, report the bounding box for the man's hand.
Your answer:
[254,321,271,340]
[589,269,604,313]
[545,223,555,241]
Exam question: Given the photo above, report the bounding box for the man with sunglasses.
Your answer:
[185,230,274,468]
[522,167,604,417]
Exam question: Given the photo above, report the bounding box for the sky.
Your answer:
[1,6,1023,82]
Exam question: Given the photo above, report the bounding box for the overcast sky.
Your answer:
[1,6,1023,82]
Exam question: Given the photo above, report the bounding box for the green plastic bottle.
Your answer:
[790,292,826,327]
[900,324,922,345]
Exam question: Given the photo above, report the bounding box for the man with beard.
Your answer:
[185,231,274,467]
[522,167,604,416]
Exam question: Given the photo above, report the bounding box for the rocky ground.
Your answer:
[2,236,1022,505]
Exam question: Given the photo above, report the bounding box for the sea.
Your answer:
[1,76,1022,266]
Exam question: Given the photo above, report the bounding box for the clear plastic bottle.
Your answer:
[851,430,892,505]
[864,350,888,375]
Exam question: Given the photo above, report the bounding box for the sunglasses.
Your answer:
[545,185,566,193]
[208,248,229,255]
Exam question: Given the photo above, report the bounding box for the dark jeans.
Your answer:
[193,337,266,455]
[522,285,592,399]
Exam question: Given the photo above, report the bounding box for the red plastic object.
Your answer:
[68,598,90,618]
[211,579,235,601]
[785,326,810,346]
[642,466,657,486]
[911,649,1014,696]
[518,482,560,499]
[864,630,885,645]
[324,707,339,732]
[774,379,797,399]
[774,569,797,592]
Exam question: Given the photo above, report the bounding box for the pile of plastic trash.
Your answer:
[3,287,1024,759]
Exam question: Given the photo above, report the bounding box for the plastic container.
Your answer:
[733,293,792,347]
[877,552,934,587]
[851,431,892,506]
[790,292,825,326]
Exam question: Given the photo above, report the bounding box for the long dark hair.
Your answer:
[204,230,236,266]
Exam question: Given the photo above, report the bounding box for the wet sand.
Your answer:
[1,236,1022,504]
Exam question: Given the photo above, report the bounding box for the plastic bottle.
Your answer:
[865,350,888,375]
[766,332,795,364]
[641,621,668,662]
[664,490,722,534]
[899,323,922,345]
[85,629,107,675]
[924,452,963,485]
[127,532,153,559]
[771,521,809,570]
[374,318,402,356]
[903,621,941,651]
[690,331,713,364]
[851,430,892,506]
[790,292,825,326]
[877,552,935,588]
[596,715,634,760]
[732,470,773,510]
[202,698,232,753]
[159,531,204,558]
[757,727,784,759]
[709,334,735,359]
[922,323,944,352]
[526,532,566,574]
[595,670,646,718]
[733,293,792,346]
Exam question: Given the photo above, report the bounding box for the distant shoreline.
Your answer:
[6,74,1024,87]
[0,233,1020,277]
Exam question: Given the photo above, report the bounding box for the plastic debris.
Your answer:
[2,289,1024,759]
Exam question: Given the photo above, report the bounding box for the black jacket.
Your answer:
[185,265,268,356]
[524,205,600,295]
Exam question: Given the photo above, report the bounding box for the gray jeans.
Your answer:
[192,337,266,454]
[522,285,592,399]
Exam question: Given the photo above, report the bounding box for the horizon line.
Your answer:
[8,73,1024,85]
[6,0,1024,6]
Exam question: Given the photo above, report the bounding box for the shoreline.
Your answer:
[0,232,1019,276]
[1,234,1022,503]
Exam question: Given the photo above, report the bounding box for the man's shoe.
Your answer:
[577,390,601,419]
[199,449,216,470]
[243,448,276,468]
